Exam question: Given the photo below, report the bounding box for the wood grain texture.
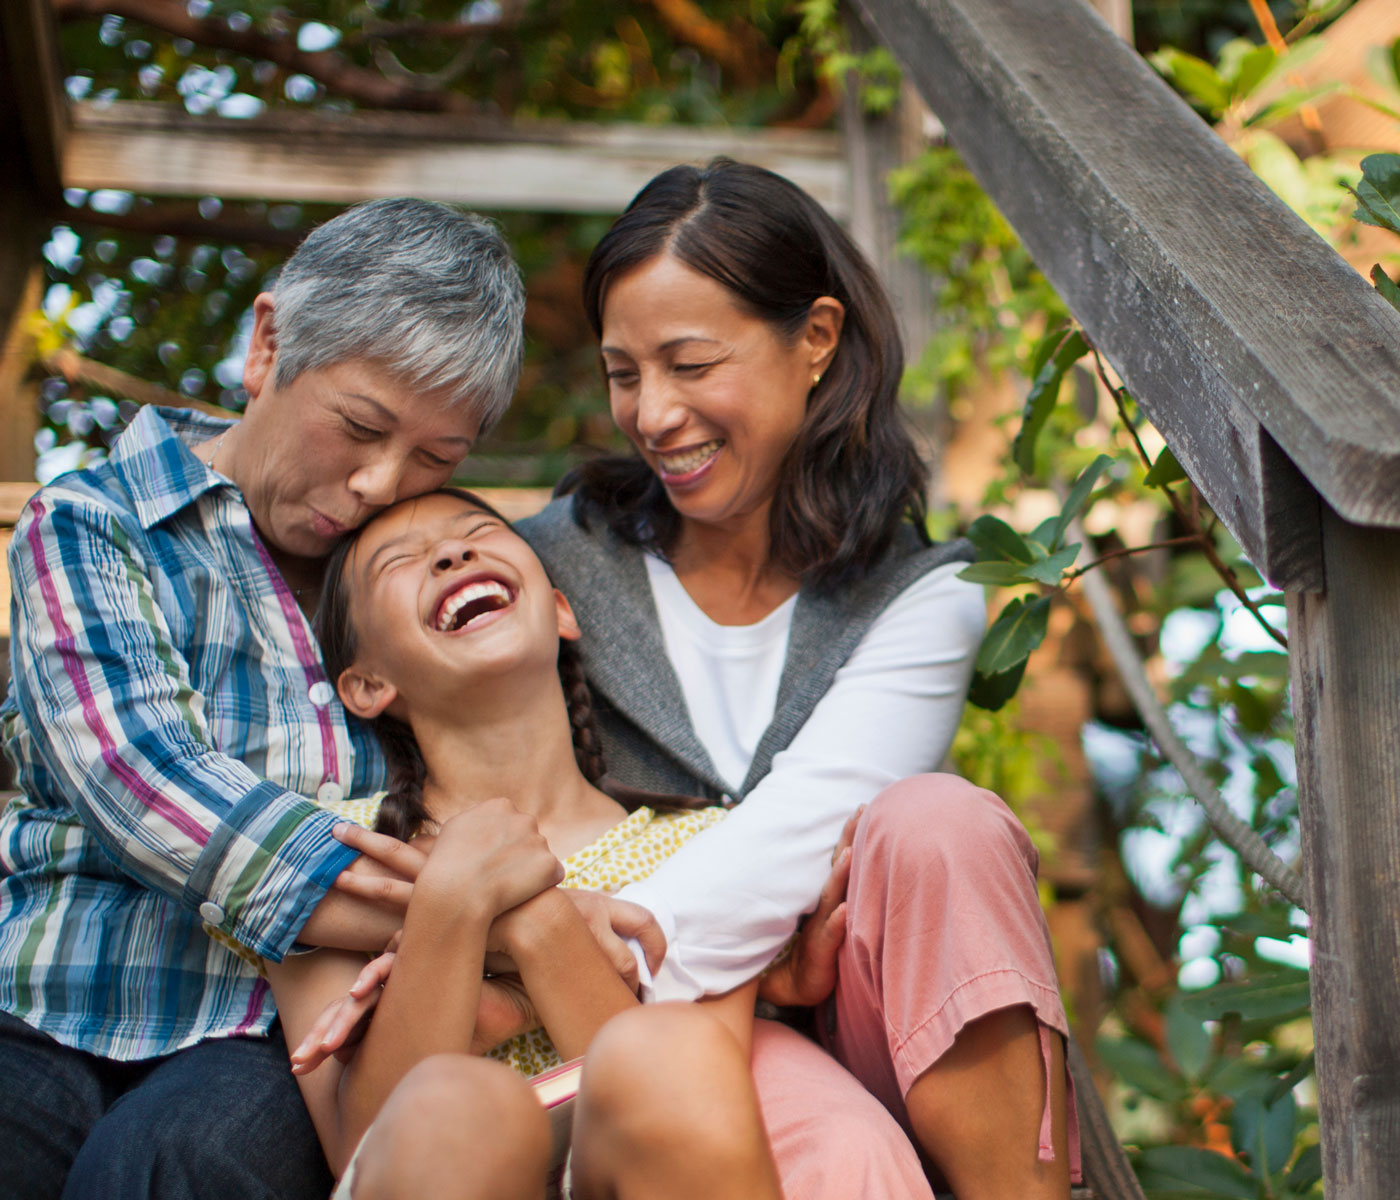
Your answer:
[850,0,1400,589]
[64,101,848,217]
[0,0,67,203]
[1288,510,1400,1198]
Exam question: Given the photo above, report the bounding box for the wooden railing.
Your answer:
[850,1,1400,1197]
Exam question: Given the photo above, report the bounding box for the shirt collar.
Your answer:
[110,406,239,530]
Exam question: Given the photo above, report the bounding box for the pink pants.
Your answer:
[750,774,1082,1198]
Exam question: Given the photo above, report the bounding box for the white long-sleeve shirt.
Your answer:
[619,558,986,1001]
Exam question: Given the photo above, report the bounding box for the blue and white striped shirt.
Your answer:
[0,406,385,1060]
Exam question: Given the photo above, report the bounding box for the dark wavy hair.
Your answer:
[313,489,606,842]
[560,157,930,590]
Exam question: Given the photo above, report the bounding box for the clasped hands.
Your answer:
[290,801,862,1073]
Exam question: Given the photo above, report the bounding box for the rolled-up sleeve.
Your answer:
[8,493,355,961]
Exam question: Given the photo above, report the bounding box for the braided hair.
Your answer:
[313,488,607,842]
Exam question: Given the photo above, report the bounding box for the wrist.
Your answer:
[496,888,573,958]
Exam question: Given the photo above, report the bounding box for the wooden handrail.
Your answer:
[853,0,1400,591]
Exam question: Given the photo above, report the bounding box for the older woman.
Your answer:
[0,198,541,1199]
[520,160,1078,1200]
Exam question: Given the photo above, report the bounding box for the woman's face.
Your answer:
[335,492,578,720]
[235,297,483,560]
[599,253,841,536]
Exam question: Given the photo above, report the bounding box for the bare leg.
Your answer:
[570,1004,783,1200]
[351,1054,550,1200]
[905,1005,1069,1200]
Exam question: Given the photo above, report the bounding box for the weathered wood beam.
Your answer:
[850,0,1400,591]
[63,102,849,218]
[1289,513,1400,1197]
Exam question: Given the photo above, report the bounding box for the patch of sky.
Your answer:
[217,94,266,118]
[43,227,82,274]
[178,64,236,116]
[297,22,341,52]
[1082,581,1303,988]
[90,190,134,215]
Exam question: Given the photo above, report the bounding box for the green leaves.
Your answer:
[1181,973,1313,1024]
[959,456,1112,710]
[1349,153,1400,236]
[1371,264,1400,313]
[1136,1145,1258,1198]
[1012,328,1088,476]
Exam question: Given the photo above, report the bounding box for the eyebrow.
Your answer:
[599,336,723,356]
[362,510,498,577]
[344,393,475,449]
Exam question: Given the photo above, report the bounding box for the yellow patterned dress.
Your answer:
[313,795,727,1078]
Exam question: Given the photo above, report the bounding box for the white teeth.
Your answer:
[658,440,722,475]
[435,580,511,631]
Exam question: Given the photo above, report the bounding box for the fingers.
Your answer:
[813,845,853,923]
[348,949,397,1000]
[834,805,865,861]
[598,895,667,974]
[332,822,428,881]
[290,991,378,1075]
[332,868,413,909]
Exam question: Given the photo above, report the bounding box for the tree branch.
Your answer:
[51,0,475,112]
[43,347,236,418]
[1070,516,1308,911]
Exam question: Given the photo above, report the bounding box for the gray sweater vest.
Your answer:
[519,498,976,803]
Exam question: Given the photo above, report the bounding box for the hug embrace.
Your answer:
[0,160,1079,1199]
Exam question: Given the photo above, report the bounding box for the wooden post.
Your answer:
[1288,511,1400,1195]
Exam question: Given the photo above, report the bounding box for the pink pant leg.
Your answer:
[820,773,1082,1182]
[749,1019,934,1200]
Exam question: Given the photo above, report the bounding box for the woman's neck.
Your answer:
[409,679,624,859]
[671,515,800,626]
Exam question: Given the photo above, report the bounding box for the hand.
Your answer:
[470,975,541,1055]
[562,889,667,993]
[418,798,564,920]
[330,823,428,910]
[288,932,401,1074]
[758,806,862,1008]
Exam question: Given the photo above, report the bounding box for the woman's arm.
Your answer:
[7,489,400,957]
[619,563,986,1001]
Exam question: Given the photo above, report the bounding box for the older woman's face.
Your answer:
[234,329,481,559]
[599,253,840,537]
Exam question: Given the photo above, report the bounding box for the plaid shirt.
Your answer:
[0,406,385,1060]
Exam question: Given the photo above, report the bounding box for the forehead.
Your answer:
[319,359,484,443]
[601,253,747,338]
[352,493,494,557]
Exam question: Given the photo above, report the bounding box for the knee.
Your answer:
[354,1056,549,1200]
[860,773,1037,874]
[581,1005,755,1149]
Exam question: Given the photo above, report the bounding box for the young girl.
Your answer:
[263,488,792,1200]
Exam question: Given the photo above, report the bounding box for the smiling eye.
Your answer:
[343,418,379,440]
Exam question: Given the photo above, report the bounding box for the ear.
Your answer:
[242,293,278,403]
[336,665,399,720]
[555,589,582,643]
[802,296,846,376]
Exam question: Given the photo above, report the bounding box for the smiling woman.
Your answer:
[0,198,536,1200]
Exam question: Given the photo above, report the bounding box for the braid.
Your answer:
[372,715,432,841]
[558,641,607,786]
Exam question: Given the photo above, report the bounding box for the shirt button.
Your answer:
[308,681,336,707]
[317,780,345,806]
[199,901,226,926]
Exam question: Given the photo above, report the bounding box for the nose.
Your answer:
[629,373,687,445]
[348,450,402,509]
[431,540,476,574]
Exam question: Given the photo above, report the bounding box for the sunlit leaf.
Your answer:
[1019,543,1081,586]
[1349,153,1400,236]
[1150,48,1231,113]
[957,561,1039,586]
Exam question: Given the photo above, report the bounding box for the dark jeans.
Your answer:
[0,1010,332,1200]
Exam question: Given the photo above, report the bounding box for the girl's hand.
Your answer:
[288,933,401,1074]
[561,890,666,993]
[758,806,861,1008]
[419,798,563,920]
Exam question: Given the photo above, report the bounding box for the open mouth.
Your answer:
[433,578,514,633]
[656,439,723,478]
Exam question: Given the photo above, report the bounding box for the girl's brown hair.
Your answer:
[560,157,930,591]
[313,488,607,842]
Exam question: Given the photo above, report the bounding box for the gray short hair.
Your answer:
[270,198,525,430]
